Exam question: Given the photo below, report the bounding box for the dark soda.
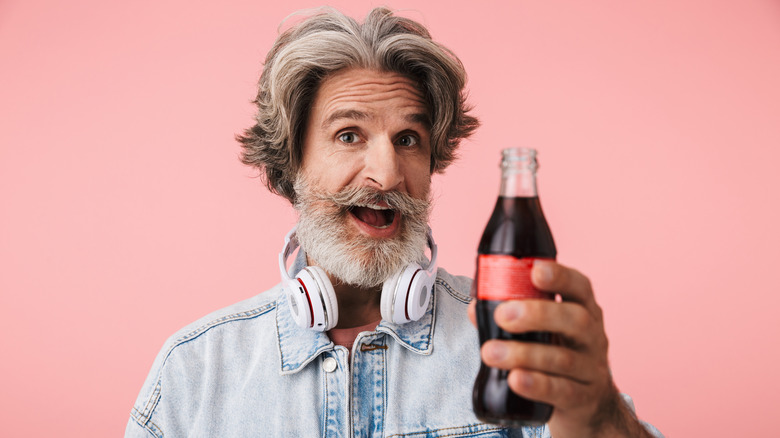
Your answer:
[473,148,557,427]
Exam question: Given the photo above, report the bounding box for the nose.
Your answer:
[362,139,403,191]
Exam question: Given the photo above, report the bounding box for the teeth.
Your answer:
[354,203,390,210]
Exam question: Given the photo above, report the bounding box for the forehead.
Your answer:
[312,68,429,122]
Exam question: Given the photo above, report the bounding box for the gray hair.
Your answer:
[237,7,480,203]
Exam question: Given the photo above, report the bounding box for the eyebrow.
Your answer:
[406,112,431,128]
[321,109,431,130]
[321,109,371,130]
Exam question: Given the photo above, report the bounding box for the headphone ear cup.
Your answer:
[381,263,431,324]
[295,266,338,331]
[406,266,434,322]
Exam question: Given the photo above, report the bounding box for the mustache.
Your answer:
[320,185,430,217]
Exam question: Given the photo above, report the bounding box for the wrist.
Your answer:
[588,387,652,438]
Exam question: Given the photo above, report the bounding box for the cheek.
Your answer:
[304,159,360,192]
[406,167,432,198]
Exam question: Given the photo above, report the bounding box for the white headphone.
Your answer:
[278,226,439,331]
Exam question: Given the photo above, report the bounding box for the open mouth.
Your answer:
[348,205,397,229]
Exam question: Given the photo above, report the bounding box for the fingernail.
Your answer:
[497,302,523,321]
[521,372,534,389]
[534,260,554,285]
[485,342,508,362]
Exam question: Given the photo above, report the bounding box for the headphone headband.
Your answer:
[278,226,301,282]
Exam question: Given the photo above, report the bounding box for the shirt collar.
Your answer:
[276,250,436,374]
[375,296,435,355]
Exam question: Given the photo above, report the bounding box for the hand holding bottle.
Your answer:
[469,260,654,438]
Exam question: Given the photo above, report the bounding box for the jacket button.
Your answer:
[322,357,338,373]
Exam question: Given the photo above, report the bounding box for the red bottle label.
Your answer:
[476,255,553,301]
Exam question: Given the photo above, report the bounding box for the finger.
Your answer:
[505,368,593,411]
[532,260,601,317]
[468,300,477,326]
[492,300,601,348]
[481,340,598,384]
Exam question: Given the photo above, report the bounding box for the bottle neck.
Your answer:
[499,148,538,198]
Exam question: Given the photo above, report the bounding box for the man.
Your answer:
[126,7,662,438]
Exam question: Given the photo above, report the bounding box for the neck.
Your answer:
[330,280,382,328]
[304,254,382,328]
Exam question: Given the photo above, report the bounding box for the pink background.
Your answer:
[2,0,779,436]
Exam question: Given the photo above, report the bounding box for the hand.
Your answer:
[468,260,651,438]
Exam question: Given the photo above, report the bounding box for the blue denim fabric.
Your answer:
[126,264,662,438]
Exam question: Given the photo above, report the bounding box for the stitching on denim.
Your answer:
[146,417,163,438]
[275,301,285,371]
[322,356,329,438]
[139,380,162,424]
[280,343,334,373]
[276,302,335,373]
[429,286,438,347]
[436,277,472,304]
[379,336,387,438]
[170,302,276,347]
[385,424,506,438]
[130,407,164,438]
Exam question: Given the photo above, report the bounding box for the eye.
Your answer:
[396,134,419,147]
[338,132,358,144]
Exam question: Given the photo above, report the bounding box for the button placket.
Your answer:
[322,350,348,438]
[351,334,386,437]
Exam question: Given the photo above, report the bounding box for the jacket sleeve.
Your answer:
[125,414,156,438]
[124,340,170,438]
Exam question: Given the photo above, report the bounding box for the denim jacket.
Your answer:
[126,265,661,438]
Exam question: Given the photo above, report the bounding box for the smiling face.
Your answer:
[293,68,433,287]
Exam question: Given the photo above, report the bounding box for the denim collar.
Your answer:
[276,251,436,375]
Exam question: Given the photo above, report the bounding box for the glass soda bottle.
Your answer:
[472,147,557,427]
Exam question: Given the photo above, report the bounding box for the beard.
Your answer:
[293,176,431,289]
